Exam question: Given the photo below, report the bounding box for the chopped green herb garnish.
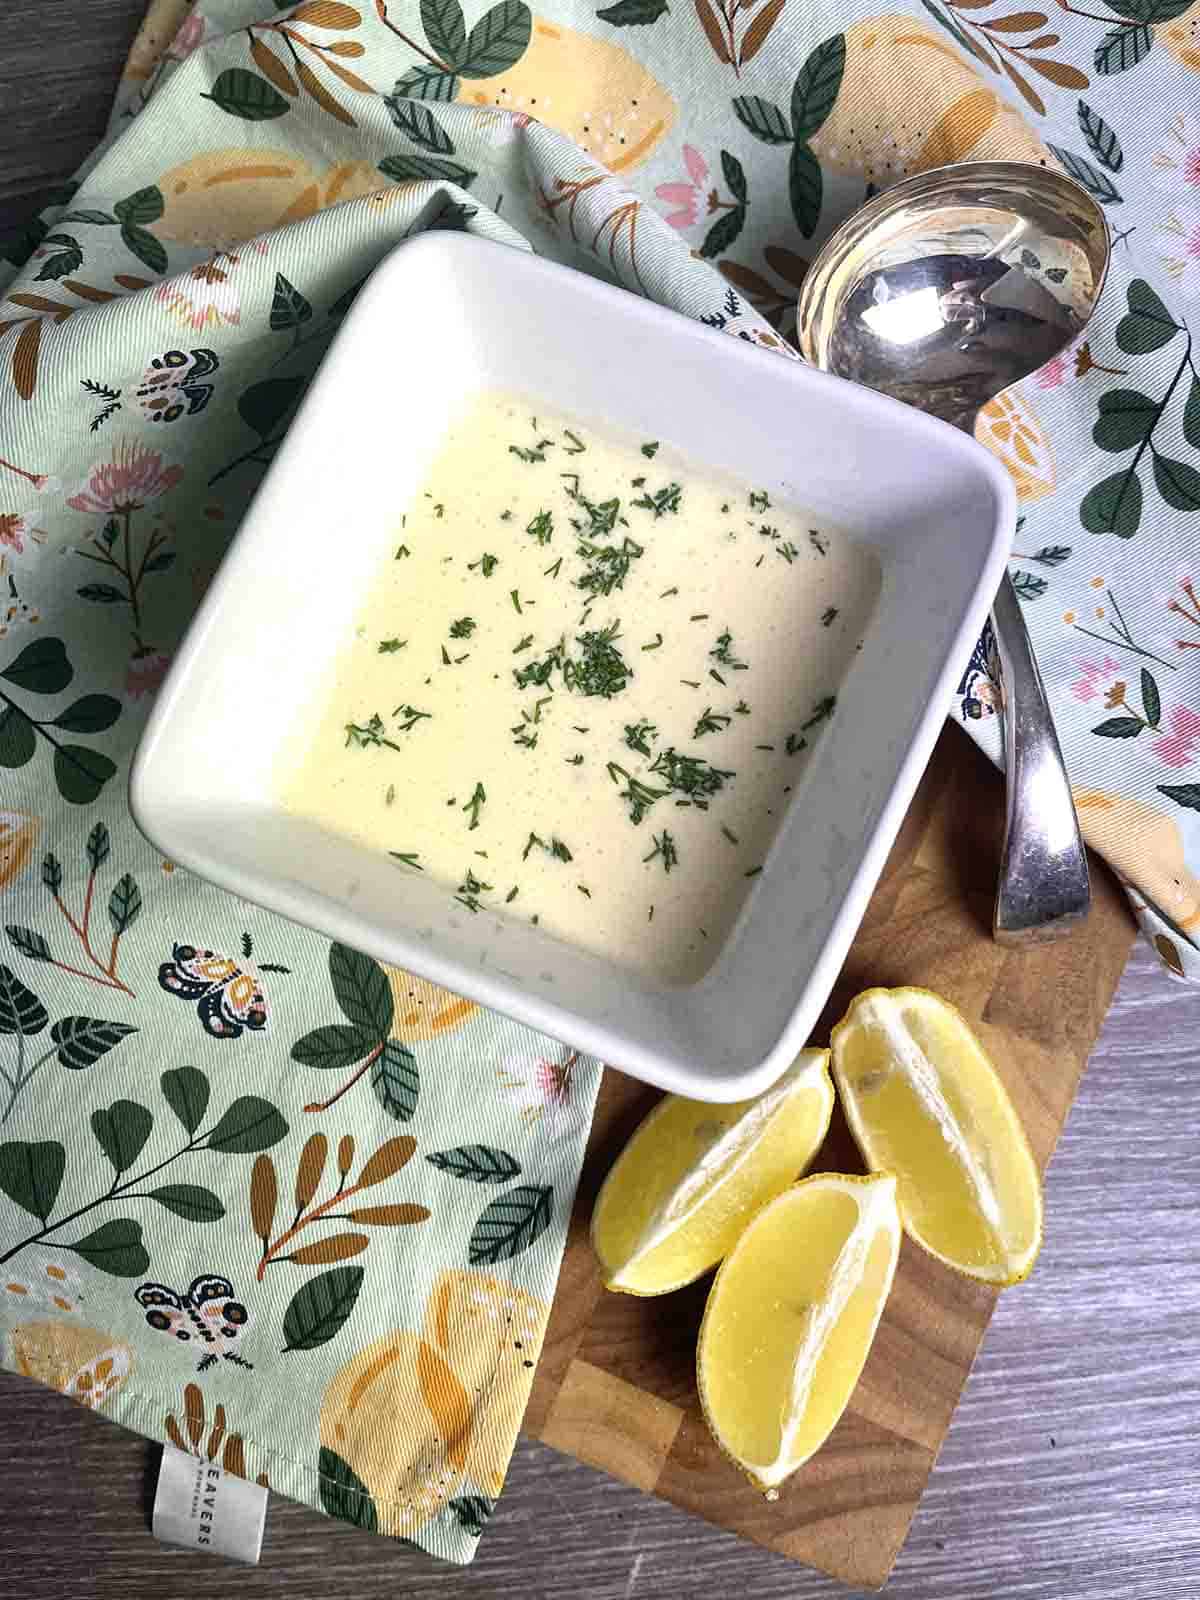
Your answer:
[693,707,732,739]
[785,732,807,756]
[434,503,445,518]
[624,719,657,757]
[576,535,644,597]
[681,678,701,688]
[720,824,739,845]
[567,753,584,765]
[527,508,554,545]
[632,482,682,518]
[449,616,476,639]
[744,865,763,878]
[565,484,622,539]
[577,884,592,897]
[758,524,779,541]
[720,502,730,514]
[710,629,748,670]
[561,621,632,699]
[641,633,663,651]
[643,830,678,873]
[649,747,734,809]
[809,529,828,556]
[469,553,499,576]
[389,851,423,869]
[344,714,399,752]
[660,586,679,599]
[641,441,660,458]
[378,638,407,653]
[513,633,534,654]
[385,784,396,806]
[802,695,837,731]
[463,782,487,831]
[631,474,646,488]
[544,557,563,579]
[606,761,668,825]
[563,429,586,454]
[821,607,839,627]
[749,489,771,512]
[510,589,523,614]
[648,905,654,921]
[735,699,750,715]
[512,725,538,749]
[755,743,776,751]
[394,543,410,559]
[710,669,726,685]
[392,704,431,732]
[441,644,452,666]
[509,443,547,464]
[689,613,710,622]
[500,509,513,522]
[777,541,799,563]
[506,885,519,902]
[455,867,491,912]
[513,639,563,690]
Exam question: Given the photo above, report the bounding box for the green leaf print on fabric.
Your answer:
[1093,23,1152,75]
[458,1,533,78]
[596,0,670,23]
[426,1145,522,1183]
[1,637,73,695]
[144,1184,226,1222]
[448,1494,493,1535]
[282,1266,366,1352]
[1077,101,1123,173]
[732,96,792,146]
[0,1071,289,1274]
[788,142,822,239]
[384,98,456,154]
[67,1218,149,1276]
[1047,147,1123,207]
[371,1039,420,1122]
[378,154,479,186]
[0,1140,65,1223]
[270,273,314,332]
[330,945,395,1036]
[203,66,292,121]
[0,964,138,1124]
[161,1066,210,1137]
[391,63,461,101]
[423,0,470,63]
[5,823,139,995]
[1081,282,1199,538]
[789,33,845,143]
[468,1183,552,1264]
[1158,784,1200,812]
[0,964,48,1037]
[91,1099,154,1174]
[292,1022,378,1070]
[318,1445,379,1531]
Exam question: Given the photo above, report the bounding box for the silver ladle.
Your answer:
[797,162,1110,945]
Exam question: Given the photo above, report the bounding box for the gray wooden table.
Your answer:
[2,8,1198,1595]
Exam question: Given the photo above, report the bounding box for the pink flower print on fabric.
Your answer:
[1152,705,1200,768]
[655,145,709,231]
[1070,657,1122,703]
[68,441,183,515]
[125,651,171,700]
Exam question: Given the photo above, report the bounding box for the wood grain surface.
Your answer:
[524,726,1138,1590]
[3,9,1199,1595]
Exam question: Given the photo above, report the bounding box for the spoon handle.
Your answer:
[990,572,1090,943]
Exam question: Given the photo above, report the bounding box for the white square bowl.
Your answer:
[131,233,1014,1102]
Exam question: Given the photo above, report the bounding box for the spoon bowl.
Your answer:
[797,162,1110,945]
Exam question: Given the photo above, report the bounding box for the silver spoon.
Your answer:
[797,162,1110,946]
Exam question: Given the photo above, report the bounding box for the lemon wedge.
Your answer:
[830,986,1042,1285]
[591,1050,835,1296]
[697,1172,900,1494]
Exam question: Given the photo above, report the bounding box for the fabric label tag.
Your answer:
[152,1443,267,1564]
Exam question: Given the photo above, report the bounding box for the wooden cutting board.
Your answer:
[524,724,1137,1591]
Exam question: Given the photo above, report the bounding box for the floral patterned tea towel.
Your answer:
[4,0,1200,1565]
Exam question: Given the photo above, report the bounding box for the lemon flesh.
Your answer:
[591,1050,835,1295]
[698,1172,900,1492]
[831,987,1042,1285]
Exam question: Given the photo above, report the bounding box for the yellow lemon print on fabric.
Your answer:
[0,810,40,890]
[10,1322,132,1411]
[1160,3,1200,70]
[455,20,675,173]
[384,965,477,1042]
[422,1270,548,1495]
[975,390,1056,503]
[1074,790,1200,933]
[319,1330,473,1535]
[151,149,384,247]
[809,17,1049,186]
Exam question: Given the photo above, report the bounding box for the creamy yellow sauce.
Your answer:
[278,393,880,984]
